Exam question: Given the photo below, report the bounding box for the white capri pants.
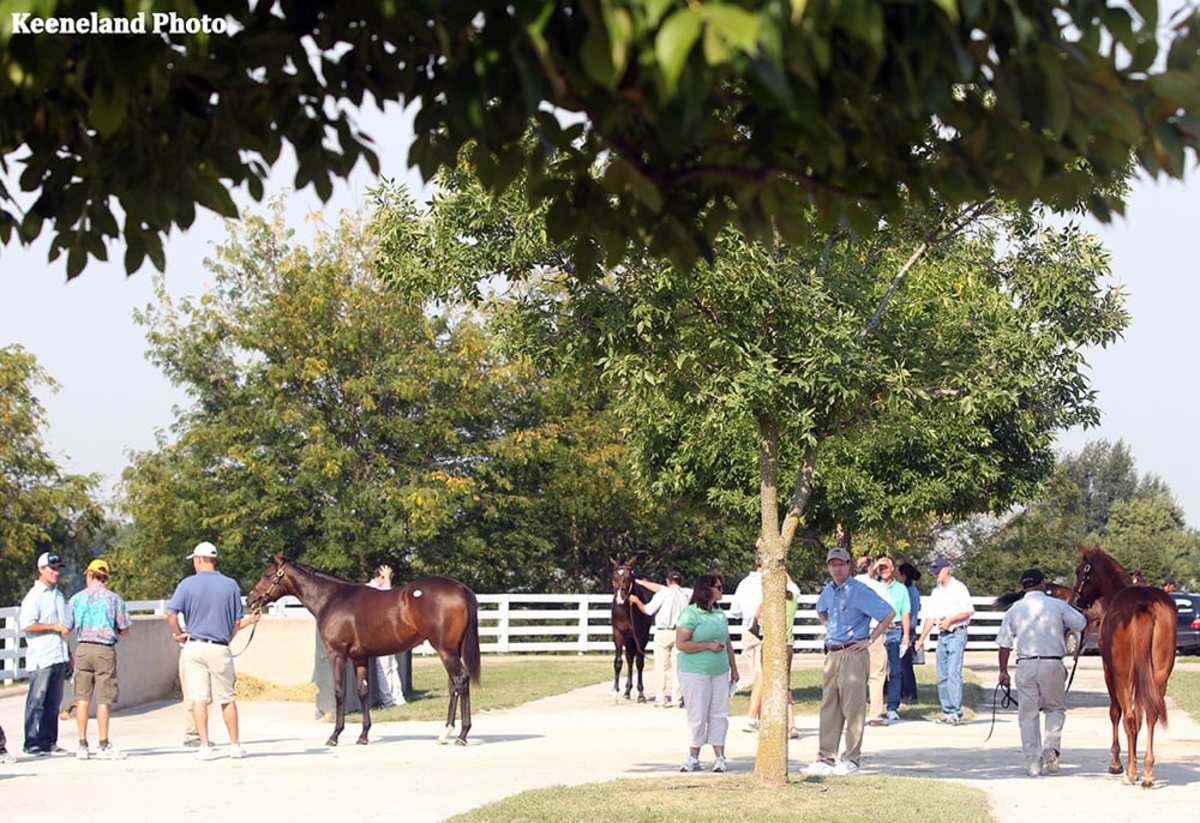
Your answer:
[678,670,731,748]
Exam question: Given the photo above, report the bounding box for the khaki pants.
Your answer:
[867,634,887,719]
[653,631,681,704]
[1017,658,1067,769]
[818,647,869,766]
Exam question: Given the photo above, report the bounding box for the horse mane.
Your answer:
[993,590,1024,609]
[1083,545,1134,588]
[289,560,366,588]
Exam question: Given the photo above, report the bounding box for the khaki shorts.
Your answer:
[741,629,764,679]
[180,641,236,705]
[74,643,119,705]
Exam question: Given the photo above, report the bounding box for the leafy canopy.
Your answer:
[3,1,1200,277]
[0,345,103,604]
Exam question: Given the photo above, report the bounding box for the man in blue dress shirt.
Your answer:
[804,546,894,777]
[18,552,71,756]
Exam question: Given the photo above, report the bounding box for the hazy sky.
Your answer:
[2,107,1199,527]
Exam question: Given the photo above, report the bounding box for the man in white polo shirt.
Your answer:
[917,557,975,724]
[631,571,691,707]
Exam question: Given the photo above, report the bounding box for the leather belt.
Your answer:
[187,638,229,646]
[825,642,864,653]
[1018,655,1062,661]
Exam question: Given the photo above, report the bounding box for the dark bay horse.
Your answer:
[1072,544,1177,787]
[246,555,481,746]
[609,557,652,703]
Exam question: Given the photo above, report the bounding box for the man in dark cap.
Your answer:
[995,568,1088,777]
[1161,577,1178,594]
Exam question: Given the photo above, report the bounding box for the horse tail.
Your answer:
[993,591,1024,609]
[1130,605,1168,730]
[461,586,482,687]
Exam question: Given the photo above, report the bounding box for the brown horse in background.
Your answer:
[610,557,652,703]
[247,555,481,746]
[1072,544,1177,787]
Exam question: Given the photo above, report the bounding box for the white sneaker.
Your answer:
[1043,749,1060,775]
[229,744,247,759]
[76,744,90,760]
[832,760,860,776]
[744,719,759,732]
[95,743,126,760]
[679,754,702,772]
[803,760,835,777]
[712,755,727,773]
[1027,761,1042,777]
[886,710,901,722]
[0,751,15,765]
[195,746,217,761]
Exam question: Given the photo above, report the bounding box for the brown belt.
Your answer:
[825,642,864,653]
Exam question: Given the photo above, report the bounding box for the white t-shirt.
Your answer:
[922,578,975,631]
[995,591,1087,657]
[854,573,891,630]
[729,571,801,624]
[644,586,690,629]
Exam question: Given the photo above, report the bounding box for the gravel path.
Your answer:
[1,656,1196,822]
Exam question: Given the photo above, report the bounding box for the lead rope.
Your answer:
[230,606,263,658]
[984,682,1018,743]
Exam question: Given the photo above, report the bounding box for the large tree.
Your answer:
[113,204,752,596]
[3,1,1199,276]
[382,165,1128,780]
[0,346,103,604]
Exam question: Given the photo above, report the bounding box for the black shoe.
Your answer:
[23,747,50,757]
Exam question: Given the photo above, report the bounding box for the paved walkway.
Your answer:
[1,656,1197,822]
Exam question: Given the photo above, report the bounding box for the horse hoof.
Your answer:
[1108,765,1124,775]
[455,738,468,747]
[356,737,369,746]
[624,693,631,701]
[637,695,647,704]
[1141,778,1155,789]
[1121,773,1137,786]
[325,737,339,747]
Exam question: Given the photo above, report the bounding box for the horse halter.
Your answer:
[252,565,288,613]
[1071,560,1093,608]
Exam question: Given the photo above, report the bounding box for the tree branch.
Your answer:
[778,445,819,550]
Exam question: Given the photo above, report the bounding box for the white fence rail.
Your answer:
[2,594,1006,684]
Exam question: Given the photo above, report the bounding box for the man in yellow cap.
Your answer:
[67,558,131,760]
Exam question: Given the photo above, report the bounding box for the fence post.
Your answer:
[1,614,13,685]
[577,598,589,655]
[497,597,510,653]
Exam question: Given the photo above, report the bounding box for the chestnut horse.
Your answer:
[1072,545,1177,787]
[610,557,652,703]
[246,555,481,746]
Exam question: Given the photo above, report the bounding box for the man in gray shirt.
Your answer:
[996,568,1088,777]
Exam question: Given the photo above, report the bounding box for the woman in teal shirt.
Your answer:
[676,574,739,773]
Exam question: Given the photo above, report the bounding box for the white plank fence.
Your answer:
[1,594,1007,684]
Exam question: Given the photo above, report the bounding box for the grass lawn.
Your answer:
[336,654,617,722]
[446,775,995,823]
[1167,669,1200,720]
[731,660,984,722]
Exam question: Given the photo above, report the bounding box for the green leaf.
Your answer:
[699,4,760,53]
[1150,70,1200,105]
[196,175,239,219]
[932,0,960,25]
[90,83,126,138]
[655,9,703,97]
[791,0,809,24]
[1039,56,1070,137]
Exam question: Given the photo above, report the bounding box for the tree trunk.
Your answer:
[753,416,789,784]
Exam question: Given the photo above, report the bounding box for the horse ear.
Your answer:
[1077,543,1090,558]
[272,552,286,566]
[628,554,639,569]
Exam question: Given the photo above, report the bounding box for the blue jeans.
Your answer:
[23,662,66,752]
[884,628,903,712]
[936,627,968,716]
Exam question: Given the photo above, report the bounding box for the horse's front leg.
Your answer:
[624,643,635,699]
[1108,701,1124,775]
[1142,711,1157,788]
[353,659,371,745]
[635,645,647,703]
[327,653,347,746]
[612,645,623,704]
